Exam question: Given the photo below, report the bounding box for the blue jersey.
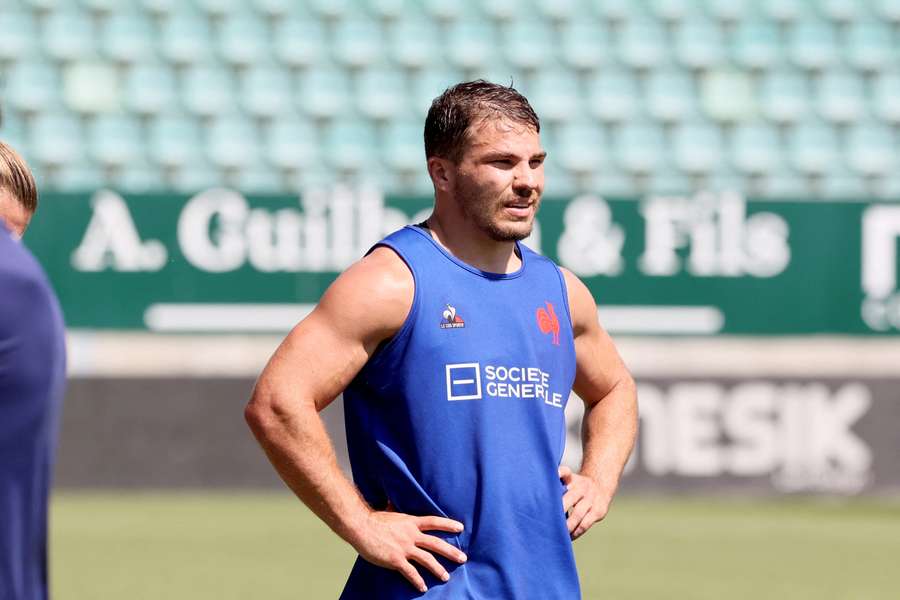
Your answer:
[0,226,66,600]
[340,225,580,599]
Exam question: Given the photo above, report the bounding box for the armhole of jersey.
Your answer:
[554,264,576,335]
[363,241,419,370]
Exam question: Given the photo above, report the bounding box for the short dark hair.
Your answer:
[0,141,37,213]
[424,80,540,163]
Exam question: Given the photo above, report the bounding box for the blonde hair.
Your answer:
[0,141,37,213]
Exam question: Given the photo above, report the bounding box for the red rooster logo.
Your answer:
[536,301,560,346]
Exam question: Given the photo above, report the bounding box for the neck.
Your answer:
[424,205,522,275]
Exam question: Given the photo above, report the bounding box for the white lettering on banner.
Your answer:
[174,186,410,274]
[445,363,563,408]
[861,206,900,331]
[624,381,873,493]
[557,195,624,276]
[71,190,167,272]
[638,191,791,278]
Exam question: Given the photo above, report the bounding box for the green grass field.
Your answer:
[51,492,900,599]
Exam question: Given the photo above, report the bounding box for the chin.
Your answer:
[484,220,534,242]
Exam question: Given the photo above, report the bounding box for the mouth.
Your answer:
[502,200,533,219]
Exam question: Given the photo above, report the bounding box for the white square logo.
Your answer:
[445,362,482,401]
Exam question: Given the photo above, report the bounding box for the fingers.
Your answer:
[409,548,450,584]
[417,515,465,533]
[571,505,602,540]
[396,560,428,594]
[417,533,468,564]
[566,496,592,537]
[558,465,573,481]
[562,487,584,515]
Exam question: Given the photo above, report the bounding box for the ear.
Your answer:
[427,156,454,193]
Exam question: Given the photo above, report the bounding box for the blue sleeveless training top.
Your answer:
[340,225,580,599]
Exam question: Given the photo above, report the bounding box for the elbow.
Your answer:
[245,386,281,439]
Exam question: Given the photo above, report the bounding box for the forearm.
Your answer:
[245,390,371,548]
[578,376,638,497]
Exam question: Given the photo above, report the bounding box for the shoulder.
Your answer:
[313,244,414,344]
[0,238,58,336]
[558,266,598,338]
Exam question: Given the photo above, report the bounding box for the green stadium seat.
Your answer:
[52,162,106,192]
[424,0,478,20]
[411,68,464,116]
[182,64,237,117]
[648,165,691,194]
[357,68,408,120]
[297,66,352,119]
[384,119,423,172]
[587,69,639,122]
[479,0,518,21]
[705,0,752,22]
[195,0,245,16]
[700,69,756,122]
[161,13,213,64]
[114,162,166,193]
[389,18,441,69]
[537,0,592,22]
[367,0,408,19]
[207,115,261,170]
[307,0,353,19]
[816,71,867,124]
[240,64,293,118]
[875,172,900,200]
[334,19,384,68]
[872,72,900,124]
[102,12,157,63]
[528,71,582,122]
[218,13,270,67]
[646,68,697,123]
[43,10,96,61]
[235,164,285,193]
[650,0,700,22]
[325,120,378,171]
[593,0,645,21]
[0,111,28,155]
[615,122,666,173]
[447,21,495,69]
[876,0,900,22]
[0,10,38,61]
[5,61,61,113]
[468,62,521,88]
[560,21,611,70]
[704,166,744,193]
[171,158,222,193]
[756,167,810,198]
[30,114,84,167]
[759,70,810,124]
[149,114,202,168]
[89,114,145,168]
[730,122,783,175]
[273,19,326,68]
[82,0,130,13]
[819,0,865,21]
[819,166,868,199]
[504,20,555,69]
[555,120,608,174]
[732,19,782,70]
[251,0,300,17]
[672,121,724,174]
[618,19,667,68]
[845,21,894,72]
[846,122,897,177]
[589,170,632,196]
[788,20,839,70]
[286,160,337,192]
[675,18,725,69]
[761,0,810,22]
[788,120,840,175]
[140,0,178,16]
[264,117,319,171]
[124,62,179,115]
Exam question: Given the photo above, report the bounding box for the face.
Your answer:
[0,189,30,239]
[451,117,545,242]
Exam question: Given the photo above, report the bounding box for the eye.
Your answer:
[529,158,545,168]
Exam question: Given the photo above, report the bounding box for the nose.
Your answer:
[512,164,537,197]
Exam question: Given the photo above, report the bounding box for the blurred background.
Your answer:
[2,0,900,598]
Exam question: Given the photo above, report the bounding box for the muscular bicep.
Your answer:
[254,247,413,412]
[561,268,632,407]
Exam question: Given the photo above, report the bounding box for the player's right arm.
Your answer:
[244,246,466,593]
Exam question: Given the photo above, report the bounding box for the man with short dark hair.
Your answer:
[246,81,638,598]
[0,140,66,600]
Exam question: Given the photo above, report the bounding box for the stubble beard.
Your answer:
[453,177,538,242]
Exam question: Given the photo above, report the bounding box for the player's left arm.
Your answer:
[558,267,638,541]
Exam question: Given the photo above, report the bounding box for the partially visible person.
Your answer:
[0,142,38,239]
[0,140,66,600]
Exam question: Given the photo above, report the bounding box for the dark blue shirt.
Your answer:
[0,225,66,600]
